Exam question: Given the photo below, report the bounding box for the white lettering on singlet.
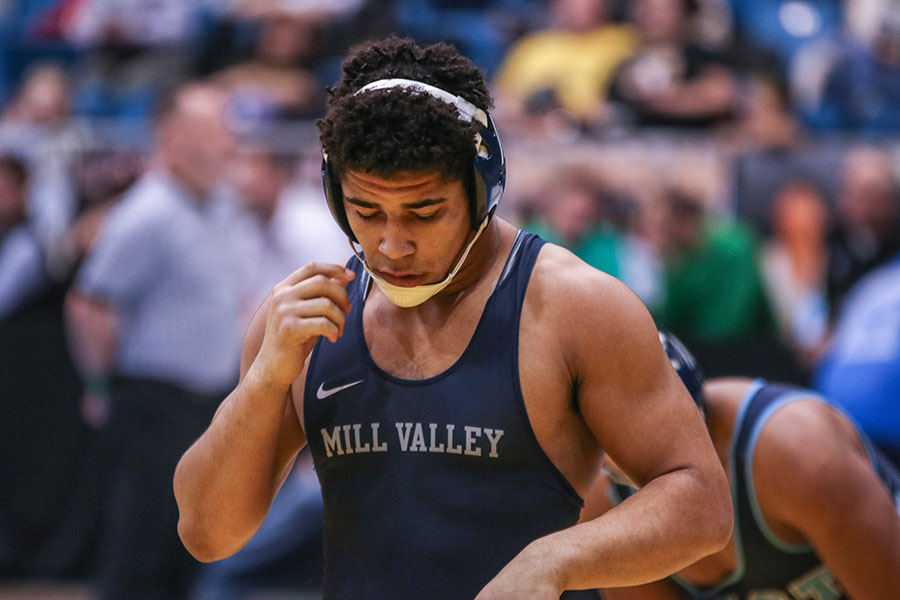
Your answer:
[371,423,389,452]
[786,565,843,600]
[428,423,446,452]
[396,422,413,451]
[322,424,388,457]
[464,426,482,456]
[445,424,464,454]
[321,422,503,459]
[342,425,354,455]
[483,428,504,458]
[321,427,344,457]
[410,423,428,452]
[352,423,370,453]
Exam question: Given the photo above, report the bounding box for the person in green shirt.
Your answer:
[524,168,660,306]
[654,188,776,341]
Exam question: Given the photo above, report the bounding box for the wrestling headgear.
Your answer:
[321,78,506,241]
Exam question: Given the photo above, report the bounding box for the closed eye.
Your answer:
[355,210,379,220]
[412,211,439,221]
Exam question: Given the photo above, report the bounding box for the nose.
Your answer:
[378,220,415,260]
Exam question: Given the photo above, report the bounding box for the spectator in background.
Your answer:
[654,187,775,342]
[826,145,900,321]
[607,0,740,129]
[65,82,248,600]
[493,0,636,132]
[0,151,98,582]
[761,180,829,364]
[58,0,204,117]
[202,0,390,92]
[212,13,323,125]
[0,154,47,319]
[720,66,801,150]
[44,149,140,326]
[0,61,79,281]
[729,0,842,77]
[192,143,347,600]
[1,61,70,128]
[524,168,660,306]
[816,251,900,470]
[228,143,348,323]
[814,3,900,134]
[394,0,538,77]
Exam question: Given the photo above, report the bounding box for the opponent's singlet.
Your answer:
[304,232,584,600]
[673,381,900,600]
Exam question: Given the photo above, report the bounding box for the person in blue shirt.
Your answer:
[174,36,732,599]
[815,250,900,470]
[589,333,900,599]
[67,82,252,599]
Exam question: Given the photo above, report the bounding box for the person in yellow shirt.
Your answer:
[493,0,636,127]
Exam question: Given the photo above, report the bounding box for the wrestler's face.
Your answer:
[340,169,472,288]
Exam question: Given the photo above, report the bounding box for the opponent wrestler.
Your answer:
[591,333,900,600]
[174,36,732,598]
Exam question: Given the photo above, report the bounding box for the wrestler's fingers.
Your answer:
[281,262,355,287]
[274,273,353,314]
[289,297,348,338]
[295,316,341,344]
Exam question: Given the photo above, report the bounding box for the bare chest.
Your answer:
[362,298,484,380]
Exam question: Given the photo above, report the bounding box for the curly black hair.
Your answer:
[317,36,492,184]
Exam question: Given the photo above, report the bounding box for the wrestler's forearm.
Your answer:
[173,363,304,562]
[528,467,730,591]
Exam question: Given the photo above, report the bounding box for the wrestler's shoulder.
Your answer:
[531,241,644,316]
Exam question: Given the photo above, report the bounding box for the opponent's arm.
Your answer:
[754,400,900,599]
[174,262,354,562]
[478,256,731,597]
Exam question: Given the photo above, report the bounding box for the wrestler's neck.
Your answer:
[376,218,507,313]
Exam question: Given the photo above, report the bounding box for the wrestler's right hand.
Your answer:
[254,262,356,388]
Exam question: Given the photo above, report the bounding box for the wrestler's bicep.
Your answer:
[571,277,709,487]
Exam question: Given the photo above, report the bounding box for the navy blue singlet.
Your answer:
[673,381,900,599]
[304,232,584,600]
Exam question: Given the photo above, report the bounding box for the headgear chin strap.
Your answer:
[351,214,491,308]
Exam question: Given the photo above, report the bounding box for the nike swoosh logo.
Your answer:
[316,380,364,400]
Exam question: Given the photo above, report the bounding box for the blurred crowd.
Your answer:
[1,0,900,598]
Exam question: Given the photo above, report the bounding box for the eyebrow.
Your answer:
[345,197,447,210]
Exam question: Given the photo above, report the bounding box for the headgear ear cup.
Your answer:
[471,112,505,228]
[321,154,355,241]
[321,78,505,241]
